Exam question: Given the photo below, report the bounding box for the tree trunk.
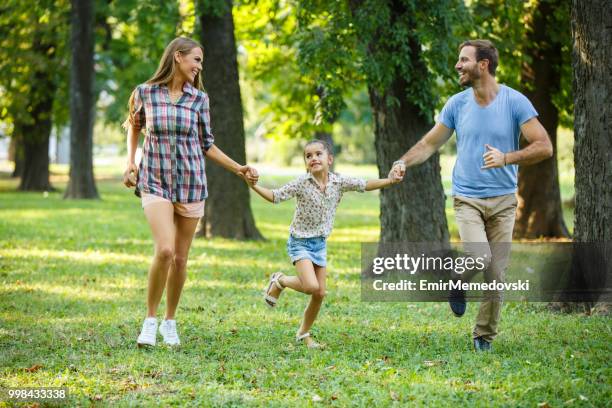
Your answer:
[351,2,449,244]
[197,0,263,240]
[369,78,449,243]
[18,35,57,192]
[19,113,53,192]
[565,0,611,307]
[65,0,99,199]
[515,0,569,239]
[18,83,55,192]
[572,0,611,243]
[9,132,23,178]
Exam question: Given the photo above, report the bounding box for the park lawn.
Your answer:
[0,167,608,407]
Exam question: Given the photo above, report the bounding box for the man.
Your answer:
[390,40,552,351]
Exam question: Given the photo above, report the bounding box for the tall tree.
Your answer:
[0,0,69,191]
[566,0,611,308]
[297,0,467,242]
[17,36,59,191]
[572,0,611,243]
[197,0,263,239]
[515,0,570,238]
[354,1,449,242]
[65,0,98,199]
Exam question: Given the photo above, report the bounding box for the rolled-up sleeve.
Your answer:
[127,85,146,131]
[272,178,302,203]
[340,175,366,193]
[198,93,215,153]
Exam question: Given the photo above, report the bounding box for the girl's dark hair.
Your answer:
[303,139,333,156]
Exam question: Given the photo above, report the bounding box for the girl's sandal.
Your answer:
[296,332,323,349]
[264,272,285,308]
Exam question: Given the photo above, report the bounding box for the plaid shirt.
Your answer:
[272,172,366,238]
[131,82,214,203]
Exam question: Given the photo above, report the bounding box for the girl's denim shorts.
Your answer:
[286,235,327,267]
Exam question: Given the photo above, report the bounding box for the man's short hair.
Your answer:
[459,39,498,76]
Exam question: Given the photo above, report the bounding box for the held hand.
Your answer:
[123,163,138,188]
[389,176,402,185]
[236,165,259,186]
[388,161,406,182]
[481,144,505,169]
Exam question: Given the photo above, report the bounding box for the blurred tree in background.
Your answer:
[65,0,98,199]
[0,0,69,191]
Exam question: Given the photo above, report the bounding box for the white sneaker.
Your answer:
[159,319,180,346]
[137,317,158,347]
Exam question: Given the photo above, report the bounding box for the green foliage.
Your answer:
[297,0,470,120]
[235,0,341,141]
[0,0,70,135]
[97,0,184,127]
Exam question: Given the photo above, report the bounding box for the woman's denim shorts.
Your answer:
[286,235,327,267]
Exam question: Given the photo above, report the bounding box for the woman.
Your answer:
[123,37,258,347]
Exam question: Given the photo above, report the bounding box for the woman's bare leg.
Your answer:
[143,202,176,318]
[165,214,199,320]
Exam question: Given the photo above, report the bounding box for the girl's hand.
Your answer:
[123,163,138,188]
[236,165,259,186]
[389,176,402,185]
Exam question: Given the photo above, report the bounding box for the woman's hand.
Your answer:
[123,163,138,188]
[236,165,259,186]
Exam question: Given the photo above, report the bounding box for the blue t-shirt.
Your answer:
[438,85,538,198]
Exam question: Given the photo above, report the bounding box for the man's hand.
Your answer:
[237,165,259,186]
[482,144,505,169]
[388,161,406,182]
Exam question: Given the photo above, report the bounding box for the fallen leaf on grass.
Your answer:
[121,376,139,391]
[331,395,338,400]
[91,395,102,401]
[325,365,336,370]
[537,403,551,408]
[423,360,447,367]
[390,390,399,401]
[24,364,43,372]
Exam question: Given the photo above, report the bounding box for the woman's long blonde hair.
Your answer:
[125,37,204,128]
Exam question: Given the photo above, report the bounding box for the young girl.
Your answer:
[123,37,258,347]
[250,139,400,348]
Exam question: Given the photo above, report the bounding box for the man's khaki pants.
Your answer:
[453,193,517,342]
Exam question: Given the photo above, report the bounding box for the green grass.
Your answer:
[0,164,608,407]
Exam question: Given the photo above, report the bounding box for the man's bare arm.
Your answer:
[389,123,453,178]
[482,117,553,169]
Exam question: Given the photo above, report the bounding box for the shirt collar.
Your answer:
[157,82,195,96]
[182,82,195,95]
[306,172,340,184]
